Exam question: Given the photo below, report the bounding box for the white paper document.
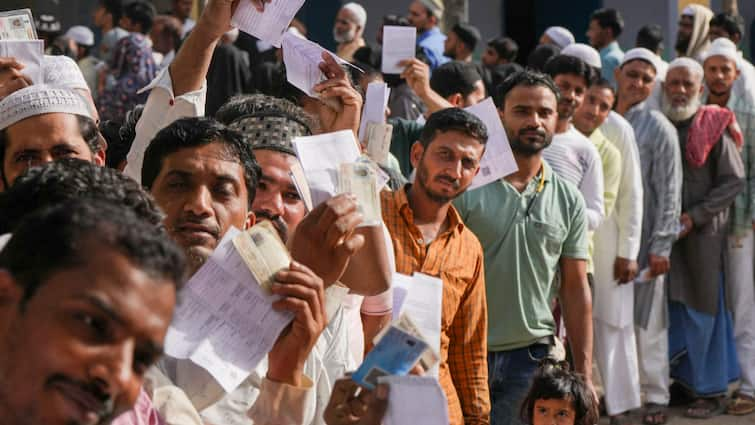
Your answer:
[292,130,362,206]
[282,32,354,97]
[164,227,294,393]
[377,375,450,425]
[0,9,37,40]
[465,97,518,190]
[358,82,391,142]
[381,26,416,74]
[391,273,442,377]
[0,40,43,83]
[230,0,305,47]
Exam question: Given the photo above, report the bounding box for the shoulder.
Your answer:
[547,169,586,212]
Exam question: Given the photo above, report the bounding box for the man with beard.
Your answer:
[334,3,367,62]
[675,5,713,60]
[444,23,481,63]
[382,107,490,425]
[542,54,605,232]
[0,198,186,425]
[661,58,745,419]
[614,48,682,425]
[702,38,755,417]
[407,0,449,70]
[454,70,593,425]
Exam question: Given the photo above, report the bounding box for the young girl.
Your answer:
[520,360,599,425]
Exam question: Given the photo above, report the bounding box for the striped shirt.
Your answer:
[381,186,490,425]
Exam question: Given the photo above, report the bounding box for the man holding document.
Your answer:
[381,107,490,425]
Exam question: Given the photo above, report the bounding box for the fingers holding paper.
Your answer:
[313,52,363,136]
[399,58,431,97]
[267,260,327,386]
[324,378,388,425]
[0,57,31,101]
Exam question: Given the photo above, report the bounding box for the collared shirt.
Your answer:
[454,161,588,352]
[624,101,683,263]
[600,111,644,259]
[417,27,450,70]
[381,186,489,425]
[600,41,624,87]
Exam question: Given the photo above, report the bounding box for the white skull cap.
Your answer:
[702,37,740,69]
[0,84,93,131]
[620,47,660,73]
[544,26,575,49]
[42,55,90,92]
[561,43,601,69]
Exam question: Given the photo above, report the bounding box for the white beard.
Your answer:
[661,92,701,123]
[334,27,356,44]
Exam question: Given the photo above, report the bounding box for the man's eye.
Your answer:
[284,191,301,201]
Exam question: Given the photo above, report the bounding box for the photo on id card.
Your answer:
[351,325,429,390]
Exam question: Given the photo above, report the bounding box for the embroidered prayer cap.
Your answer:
[0,84,92,131]
[702,37,740,69]
[65,25,95,47]
[544,26,575,49]
[620,47,660,73]
[220,95,314,157]
[342,2,367,28]
[561,43,601,69]
[43,55,90,92]
[667,57,704,79]
[418,0,444,19]
[682,6,696,17]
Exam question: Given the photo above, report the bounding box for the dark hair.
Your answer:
[494,69,560,109]
[636,24,664,53]
[123,0,156,34]
[490,63,524,106]
[0,158,164,234]
[152,15,183,49]
[451,23,482,52]
[418,108,488,148]
[105,104,144,169]
[141,117,261,207]
[99,120,124,168]
[590,77,615,94]
[430,61,482,99]
[353,45,382,70]
[48,36,77,59]
[382,14,410,27]
[590,8,624,38]
[99,0,124,26]
[0,198,186,305]
[0,114,101,187]
[520,360,599,425]
[527,44,561,72]
[544,54,596,87]
[488,37,519,62]
[709,13,745,39]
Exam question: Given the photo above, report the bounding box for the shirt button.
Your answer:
[417,238,424,244]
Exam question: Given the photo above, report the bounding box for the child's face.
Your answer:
[532,398,576,425]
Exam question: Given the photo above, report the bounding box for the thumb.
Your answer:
[335,233,365,262]
[361,384,389,424]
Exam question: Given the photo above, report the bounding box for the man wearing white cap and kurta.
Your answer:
[567,43,644,425]
[539,26,575,49]
[675,4,713,60]
[702,38,755,417]
[333,2,367,62]
[615,47,683,425]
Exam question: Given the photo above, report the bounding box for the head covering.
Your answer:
[64,25,95,47]
[620,47,660,72]
[452,23,481,51]
[702,37,740,68]
[36,14,61,34]
[544,26,575,49]
[561,43,601,69]
[667,57,704,78]
[418,0,444,19]
[342,2,367,28]
[228,114,311,156]
[43,55,90,92]
[0,84,92,130]
[679,4,714,59]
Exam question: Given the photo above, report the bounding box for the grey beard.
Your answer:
[334,28,356,44]
[661,92,701,123]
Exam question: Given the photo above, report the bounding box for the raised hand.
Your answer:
[312,52,363,136]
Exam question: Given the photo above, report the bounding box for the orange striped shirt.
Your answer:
[381,186,490,425]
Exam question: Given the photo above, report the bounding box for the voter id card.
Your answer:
[0,9,36,40]
[232,220,291,294]
[337,162,381,227]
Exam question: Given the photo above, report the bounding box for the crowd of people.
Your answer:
[0,0,754,424]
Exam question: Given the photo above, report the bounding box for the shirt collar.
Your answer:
[600,41,619,55]
[395,184,465,235]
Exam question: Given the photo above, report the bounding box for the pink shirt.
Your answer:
[111,389,164,425]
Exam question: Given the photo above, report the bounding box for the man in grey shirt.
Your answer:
[614,47,682,425]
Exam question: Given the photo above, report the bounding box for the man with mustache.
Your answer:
[333,3,367,63]
[454,70,593,425]
[614,48,682,425]
[382,107,490,425]
[675,5,713,61]
[0,198,186,425]
[661,58,745,419]
[702,38,755,417]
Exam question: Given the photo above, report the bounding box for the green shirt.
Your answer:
[388,118,424,178]
[454,161,589,351]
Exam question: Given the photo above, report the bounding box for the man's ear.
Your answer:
[94,147,106,167]
[448,93,463,107]
[409,141,424,170]
[0,270,22,307]
[614,66,621,82]
[245,211,256,230]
